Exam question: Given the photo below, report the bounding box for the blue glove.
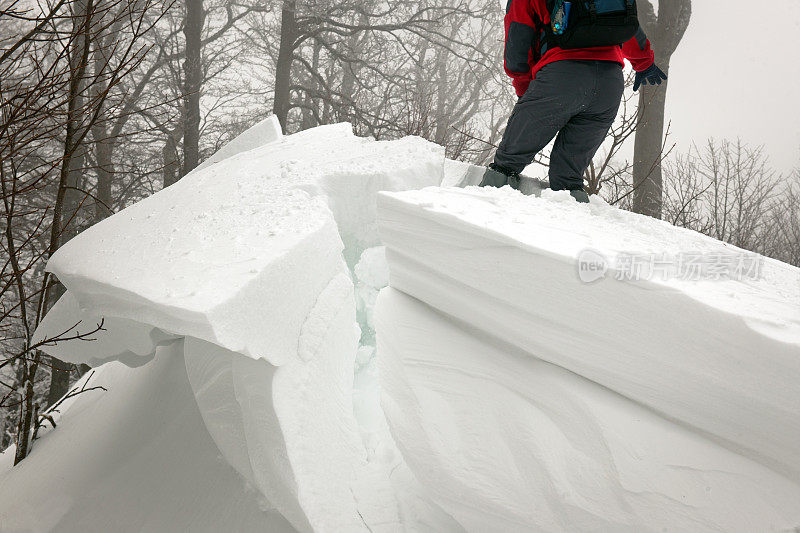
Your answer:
[633,64,667,92]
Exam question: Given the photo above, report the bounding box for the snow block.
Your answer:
[184,270,368,532]
[46,183,344,365]
[377,186,800,482]
[376,288,800,531]
[194,114,283,173]
[45,123,444,360]
[27,122,445,531]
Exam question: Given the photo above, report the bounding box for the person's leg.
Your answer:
[491,62,590,177]
[548,62,625,192]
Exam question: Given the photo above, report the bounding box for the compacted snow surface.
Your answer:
[1,121,798,532]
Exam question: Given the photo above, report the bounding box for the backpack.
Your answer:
[544,0,640,50]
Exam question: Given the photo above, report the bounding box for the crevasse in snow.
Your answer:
[2,119,799,532]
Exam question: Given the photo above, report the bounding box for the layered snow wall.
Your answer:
[376,186,800,531]
[4,119,799,532]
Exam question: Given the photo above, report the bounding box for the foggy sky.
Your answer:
[662,0,799,175]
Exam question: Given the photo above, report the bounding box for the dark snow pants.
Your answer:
[494,60,624,191]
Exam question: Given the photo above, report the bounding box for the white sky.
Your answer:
[656,0,800,174]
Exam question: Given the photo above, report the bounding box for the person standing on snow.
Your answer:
[480,0,666,203]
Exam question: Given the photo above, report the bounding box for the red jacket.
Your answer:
[504,0,655,96]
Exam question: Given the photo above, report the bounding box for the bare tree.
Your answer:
[1,0,163,462]
[46,0,96,407]
[763,169,800,266]
[662,139,795,264]
[632,0,691,218]
[182,0,203,173]
[262,0,489,134]
[143,0,265,183]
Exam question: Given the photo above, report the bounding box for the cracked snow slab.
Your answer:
[44,123,443,362]
[21,122,445,532]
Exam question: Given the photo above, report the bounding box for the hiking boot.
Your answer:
[569,189,590,203]
[479,163,518,188]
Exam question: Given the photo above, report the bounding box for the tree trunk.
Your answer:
[434,49,449,146]
[300,41,321,130]
[92,32,113,224]
[163,130,181,188]
[182,0,203,174]
[94,135,113,220]
[47,0,94,408]
[339,60,356,123]
[14,379,35,465]
[632,58,669,217]
[337,13,367,124]
[631,0,691,218]
[273,0,297,132]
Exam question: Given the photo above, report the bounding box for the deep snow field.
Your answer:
[0,118,798,532]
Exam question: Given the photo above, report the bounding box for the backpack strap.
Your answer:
[541,0,560,52]
[587,0,597,21]
[539,28,549,58]
[532,9,548,62]
[625,0,637,23]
